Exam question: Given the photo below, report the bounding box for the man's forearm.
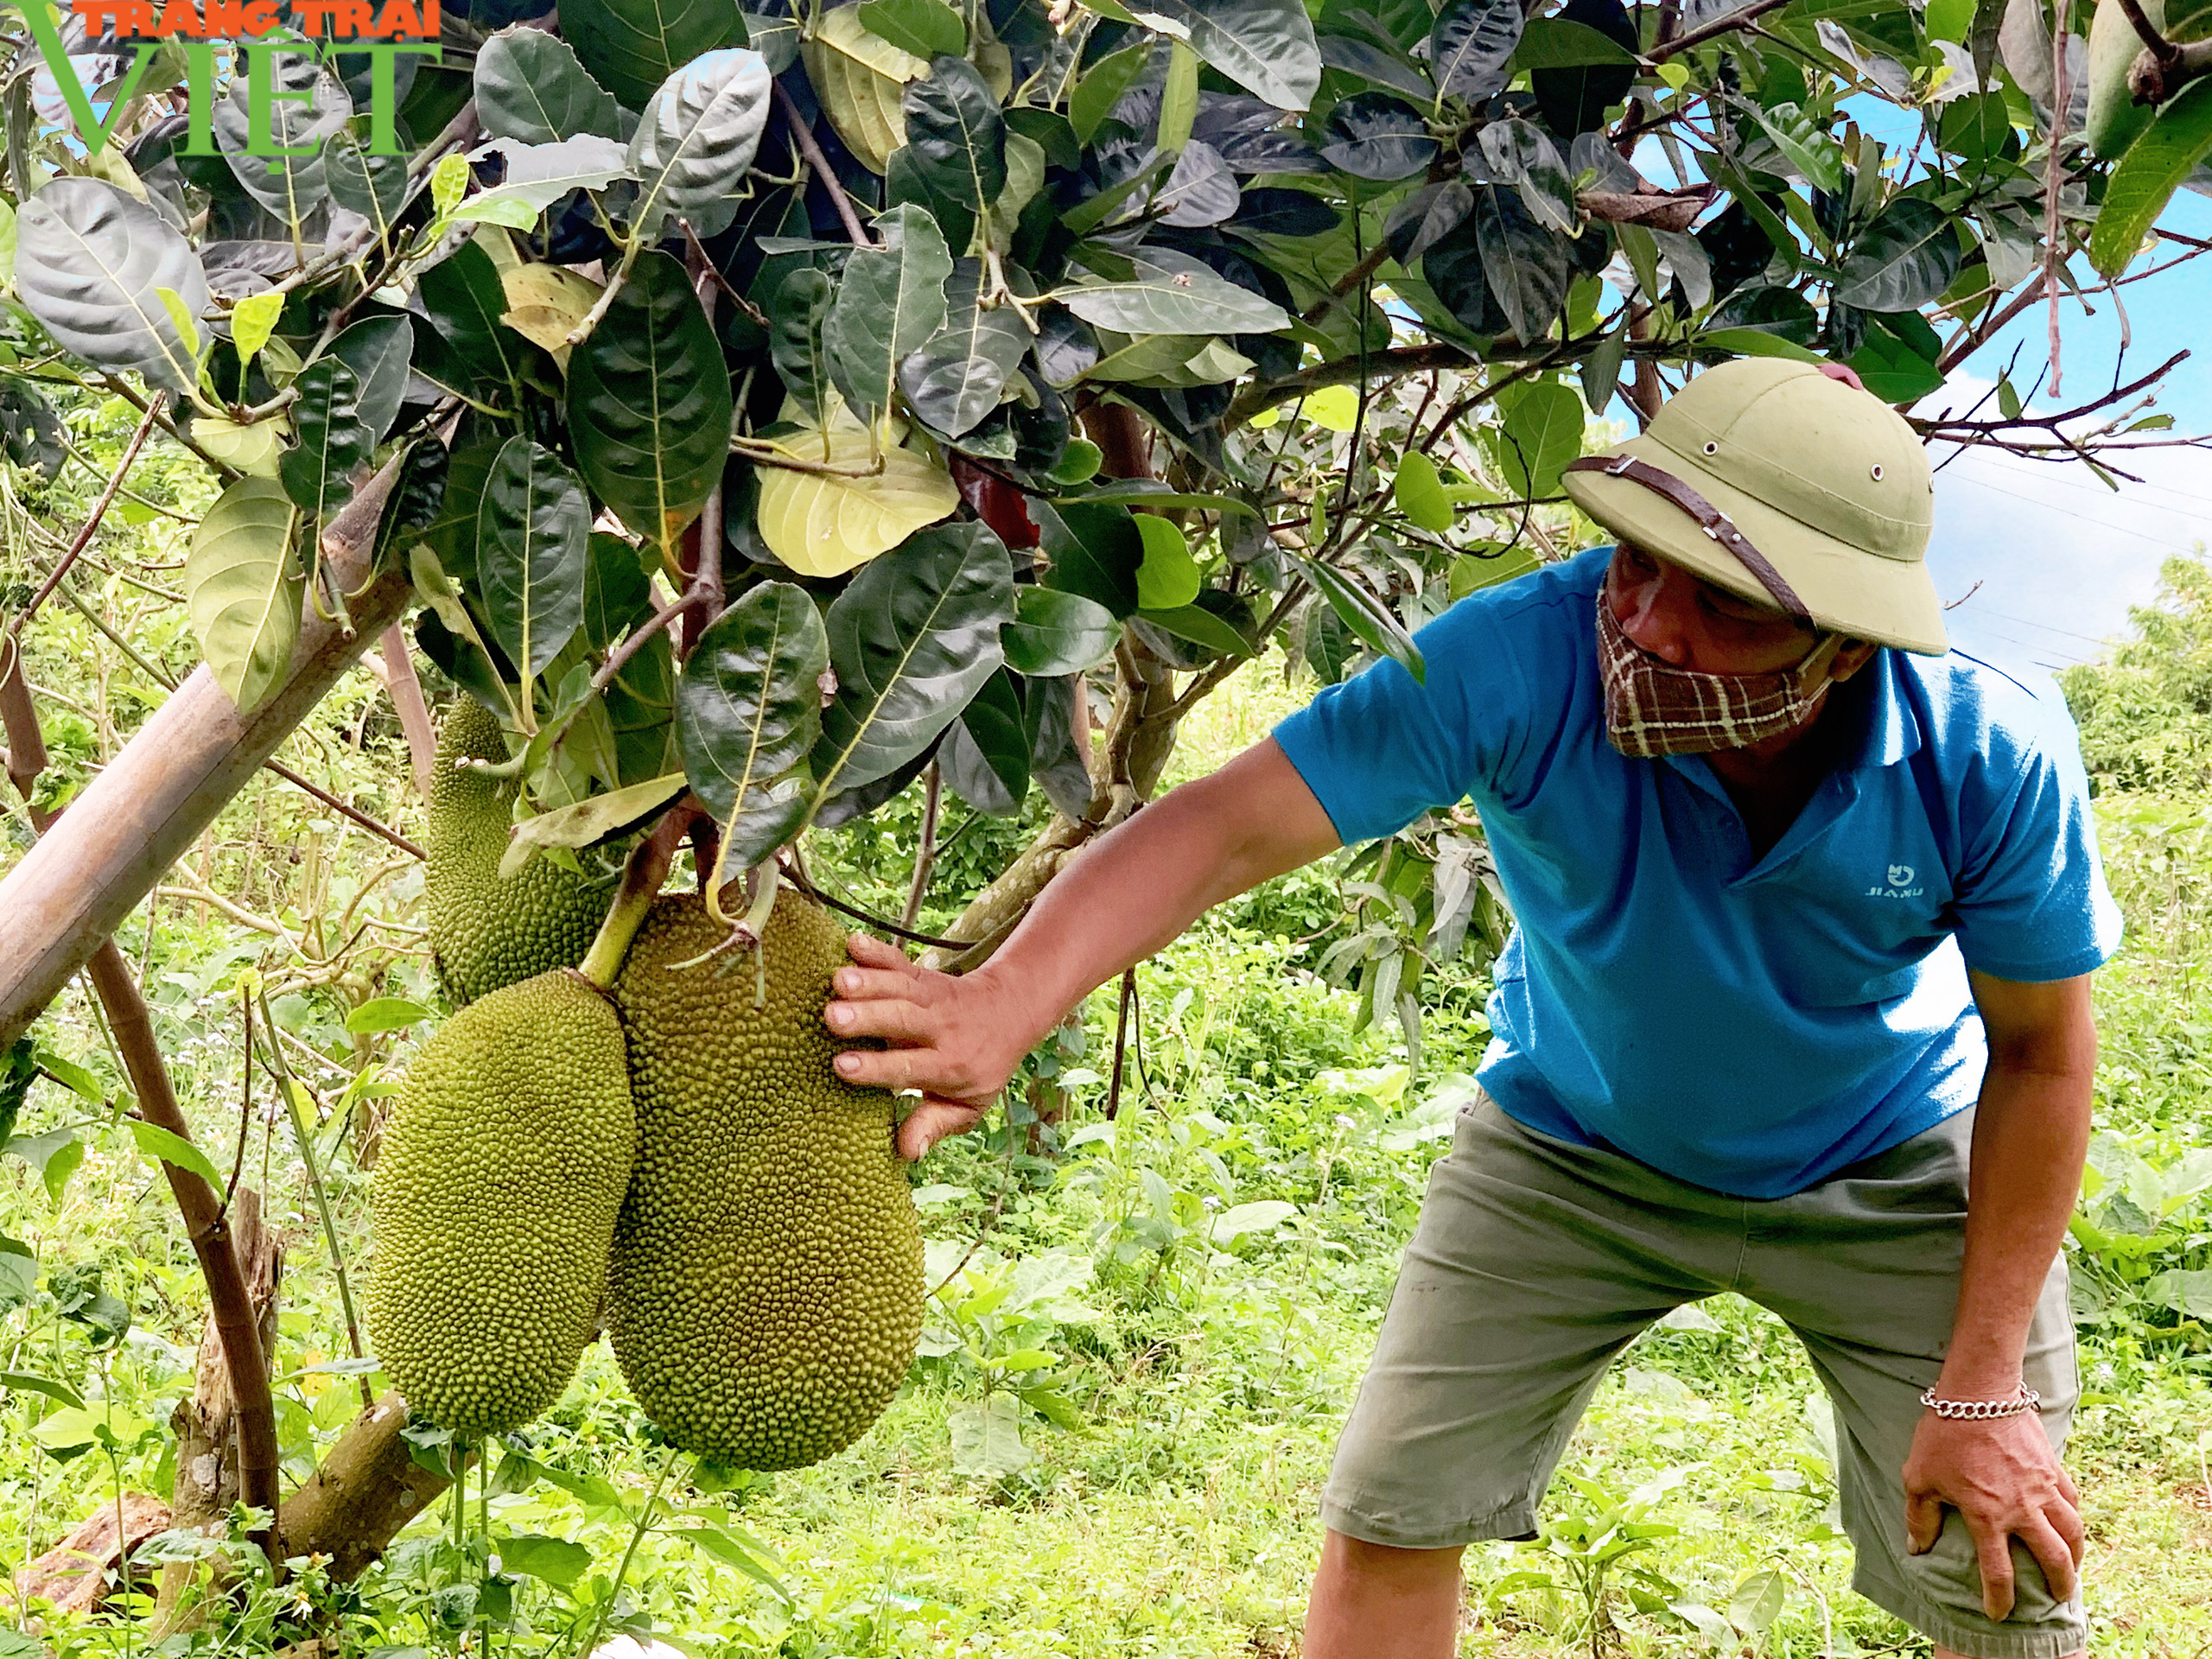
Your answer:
[1940,1063,2094,1398]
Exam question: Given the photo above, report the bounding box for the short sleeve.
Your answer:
[1270,594,1533,845]
[1950,696,2123,982]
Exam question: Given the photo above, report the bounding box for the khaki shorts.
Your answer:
[1323,1095,2084,1659]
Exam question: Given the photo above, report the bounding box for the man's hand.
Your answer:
[823,935,1033,1161]
[1903,1408,2084,1619]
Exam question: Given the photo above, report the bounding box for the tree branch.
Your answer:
[376,625,437,799]
[773,79,871,248]
[12,398,163,634]
[1647,0,1798,60]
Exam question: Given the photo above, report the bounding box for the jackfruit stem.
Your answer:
[578,802,701,988]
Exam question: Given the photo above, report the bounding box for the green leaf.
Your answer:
[1752,103,1844,194]
[1728,1567,1788,1635]
[1138,602,1253,658]
[410,438,501,583]
[813,522,1016,796]
[1579,306,1631,416]
[859,0,964,61]
[15,178,209,397]
[418,242,528,408]
[1700,327,1826,364]
[279,358,373,522]
[1134,515,1200,609]
[1394,450,1455,533]
[475,28,623,144]
[1834,198,1963,311]
[326,315,413,448]
[1138,0,1322,111]
[677,1523,791,1599]
[826,201,954,422]
[1069,41,1150,143]
[345,997,433,1033]
[127,1119,226,1192]
[476,438,589,683]
[769,267,836,428]
[1320,93,1439,181]
[501,773,689,876]
[1038,499,1142,617]
[677,582,830,869]
[1298,556,1424,683]
[324,130,410,238]
[231,290,284,371]
[902,55,1006,219]
[1058,248,1290,334]
[0,1371,84,1410]
[949,1393,1032,1476]
[1433,0,1524,102]
[899,258,1029,437]
[563,0,742,107]
[940,666,1028,813]
[458,136,633,224]
[1489,378,1584,496]
[1160,40,1201,151]
[567,249,734,556]
[1473,118,1576,236]
[186,477,302,716]
[213,44,351,224]
[627,48,776,238]
[2089,80,2212,278]
[1512,16,1637,67]
[1847,325,1945,403]
[1003,588,1117,677]
[1473,186,1570,343]
[498,1535,594,1587]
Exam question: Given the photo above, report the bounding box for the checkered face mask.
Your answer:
[1596,590,1843,759]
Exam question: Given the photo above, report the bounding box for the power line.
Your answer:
[1940,472,2209,555]
[1938,449,2212,518]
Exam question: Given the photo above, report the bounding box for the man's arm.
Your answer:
[1903,969,2098,1621]
[823,737,1344,1158]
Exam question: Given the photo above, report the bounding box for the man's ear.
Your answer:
[1827,639,1879,683]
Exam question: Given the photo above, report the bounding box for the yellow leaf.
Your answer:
[1301,385,1359,431]
[500,263,601,371]
[801,4,925,174]
[755,424,958,577]
[230,289,284,371]
[193,413,287,479]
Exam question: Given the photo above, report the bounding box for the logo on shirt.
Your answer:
[1867,863,1924,899]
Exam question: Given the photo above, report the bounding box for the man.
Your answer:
[823,359,2120,1659]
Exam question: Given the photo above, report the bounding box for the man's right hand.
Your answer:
[823,935,1034,1160]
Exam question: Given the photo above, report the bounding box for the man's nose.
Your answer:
[1617,568,1697,668]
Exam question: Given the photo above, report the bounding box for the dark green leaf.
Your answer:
[1579,307,1631,415]
[0,1370,82,1410]
[475,28,623,144]
[324,131,410,237]
[1070,41,1151,144]
[1847,315,1945,401]
[409,438,499,582]
[213,43,350,222]
[0,1041,34,1150]
[1320,92,1437,181]
[859,0,964,56]
[1319,35,1434,100]
[1299,556,1423,682]
[563,0,741,107]
[1834,198,1963,312]
[1024,674,1093,817]
[813,522,1016,795]
[476,437,589,682]
[1432,0,1524,103]
[1058,248,1290,333]
[1529,0,1638,137]
[1138,602,1254,658]
[567,249,734,555]
[899,258,1029,437]
[627,48,776,238]
[418,242,528,407]
[769,266,836,427]
[677,581,829,868]
[1157,141,1242,226]
[583,531,654,652]
[1472,117,1576,235]
[1037,499,1142,617]
[326,315,413,446]
[1003,587,1117,677]
[939,667,1027,814]
[826,201,954,421]
[1386,179,1474,264]
[1233,187,1341,238]
[279,358,373,521]
[902,55,1006,219]
[14,178,207,397]
[2089,80,2212,279]
[1473,186,1569,341]
[1707,283,1819,344]
[1514,14,1637,67]
[1138,0,1323,111]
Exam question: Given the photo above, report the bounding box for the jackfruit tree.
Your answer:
[0,0,2204,1583]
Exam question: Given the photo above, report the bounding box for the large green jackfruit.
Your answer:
[2088,0,2212,159]
[426,700,613,1003]
[369,969,635,1434]
[608,891,923,1470]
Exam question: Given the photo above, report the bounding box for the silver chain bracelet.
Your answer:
[1919,1383,2041,1421]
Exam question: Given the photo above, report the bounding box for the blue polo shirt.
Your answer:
[1272,547,2121,1198]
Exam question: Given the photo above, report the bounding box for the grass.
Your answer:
[3,655,2210,1658]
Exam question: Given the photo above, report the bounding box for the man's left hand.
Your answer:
[1903,1408,2085,1619]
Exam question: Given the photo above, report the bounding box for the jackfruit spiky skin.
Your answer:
[426,699,613,1004]
[608,891,923,1470]
[368,969,635,1434]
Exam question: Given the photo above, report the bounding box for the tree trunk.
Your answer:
[156,1186,283,1627]
[277,1395,462,1582]
[0,459,409,1047]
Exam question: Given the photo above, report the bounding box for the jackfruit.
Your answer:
[426,699,613,1003]
[2087,0,2212,159]
[368,969,635,1434]
[607,890,922,1470]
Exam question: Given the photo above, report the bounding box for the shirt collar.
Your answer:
[1845,647,1920,772]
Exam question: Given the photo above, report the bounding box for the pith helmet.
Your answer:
[1561,359,1945,653]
